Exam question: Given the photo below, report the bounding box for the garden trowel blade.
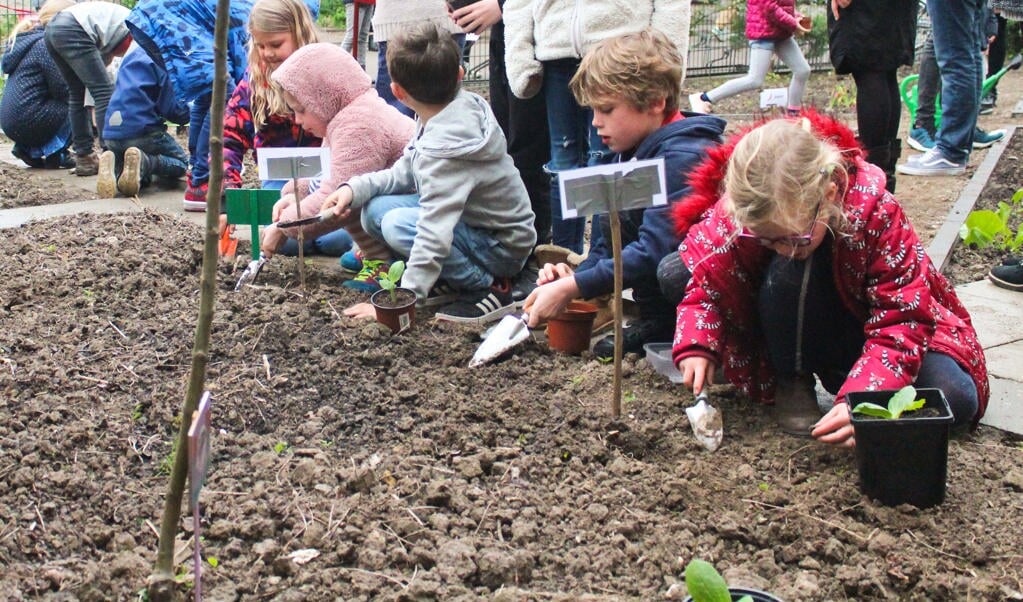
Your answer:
[686,391,723,452]
[234,256,267,291]
[469,313,529,368]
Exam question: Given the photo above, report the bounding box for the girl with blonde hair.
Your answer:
[661,112,988,446]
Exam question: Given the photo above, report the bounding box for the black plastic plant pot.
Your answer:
[682,587,784,602]
[849,388,954,509]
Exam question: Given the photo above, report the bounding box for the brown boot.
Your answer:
[96,151,116,197]
[773,373,821,437]
[73,151,99,177]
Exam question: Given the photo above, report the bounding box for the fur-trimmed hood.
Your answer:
[271,43,373,126]
[670,110,864,236]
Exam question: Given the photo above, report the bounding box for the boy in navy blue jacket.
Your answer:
[522,28,725,358]
[97,45,190,198]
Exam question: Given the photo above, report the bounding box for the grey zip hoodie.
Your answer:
[347,90,536,299]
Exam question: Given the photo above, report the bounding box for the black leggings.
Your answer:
[852,69,901,149]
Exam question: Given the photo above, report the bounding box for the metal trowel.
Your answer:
[469,313,530,368]
[686,389,723,452]
[276,209,332,229]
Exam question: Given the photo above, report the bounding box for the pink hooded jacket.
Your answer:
[745,0,799,41]
[270,43,415,234]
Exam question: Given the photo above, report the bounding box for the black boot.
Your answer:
[886,139,902,193]
[865,143,895,194]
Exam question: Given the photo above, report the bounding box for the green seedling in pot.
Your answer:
[850,385,926,419]
[379,261,406,304]
[684,559,753,602]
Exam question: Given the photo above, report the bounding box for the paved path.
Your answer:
[0,139,1019,434]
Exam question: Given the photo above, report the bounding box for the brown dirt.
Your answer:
[2,72,1023,600]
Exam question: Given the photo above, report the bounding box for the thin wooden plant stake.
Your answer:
[148,0,229,596]
[290,159,306,291]
[608,193,623,419]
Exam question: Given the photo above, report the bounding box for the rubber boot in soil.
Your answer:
[773,373,821,437]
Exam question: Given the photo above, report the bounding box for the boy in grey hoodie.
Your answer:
[322,23,536,326]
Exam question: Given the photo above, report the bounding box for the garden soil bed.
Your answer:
[2,212,1023,601]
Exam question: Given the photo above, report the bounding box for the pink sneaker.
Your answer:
[183,180,208,212]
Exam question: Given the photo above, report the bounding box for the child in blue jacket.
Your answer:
[522,29,725,359]
[96,45,190,197]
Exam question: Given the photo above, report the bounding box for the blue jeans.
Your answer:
[189,92,212,183]
[361,194,524,291]
[543,59,612,254]
[45,13,115,155]
[927,0,985,161]
[106,130,188,186]
[257,178,353,257]
[376,34,466,119]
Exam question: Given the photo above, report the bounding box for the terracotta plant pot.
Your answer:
[546,300,598,354]
[848,388,954,509]
[370,288,416,334]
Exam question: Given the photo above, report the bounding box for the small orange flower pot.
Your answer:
[546,300,598,354]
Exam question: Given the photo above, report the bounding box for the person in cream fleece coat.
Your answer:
[501,0,691,256]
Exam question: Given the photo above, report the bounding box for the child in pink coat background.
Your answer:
[266,42,416,292]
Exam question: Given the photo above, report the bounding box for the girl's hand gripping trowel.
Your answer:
[686,389,723,452]
[469,313,530,368]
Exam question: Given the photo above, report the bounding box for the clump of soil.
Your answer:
[2,212,1022,600]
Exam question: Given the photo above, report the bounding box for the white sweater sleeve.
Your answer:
[503,0,544,99]
[653,0,692,80]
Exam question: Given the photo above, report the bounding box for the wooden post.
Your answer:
[608,198,623,420]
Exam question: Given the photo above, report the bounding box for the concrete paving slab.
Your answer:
[955,280,1023,348]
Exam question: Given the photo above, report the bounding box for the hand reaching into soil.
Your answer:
[344,302,376,320]
[811,402,855,447]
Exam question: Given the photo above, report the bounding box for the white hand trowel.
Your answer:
[686,389,723,452]
[469,313,530,368]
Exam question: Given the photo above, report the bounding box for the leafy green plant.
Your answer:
[684,558,753,602]
[959,189,1023,251]
[850,385,926,420]
[379,261,406,304]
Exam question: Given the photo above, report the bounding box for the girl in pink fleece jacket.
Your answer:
[264,42,415,292]
[688,0,811,116]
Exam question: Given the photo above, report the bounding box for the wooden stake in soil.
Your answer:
[608,200,623,420]
[149,0,230,596]
[289,159,306,291]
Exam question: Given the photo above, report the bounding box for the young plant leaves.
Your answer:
[851,385,926,419]
[684,559,732,602]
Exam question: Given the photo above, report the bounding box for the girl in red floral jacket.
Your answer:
[661,112,988,447]
[688,0,811,116]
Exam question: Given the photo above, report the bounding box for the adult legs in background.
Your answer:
[911,33,939,146]
[544,58,613,255]
[927,0,984,163]
[981,14,1007,112]
[489,18,551,246]
[342,2,374,68]
[851,69,901,192]
[189,93,213,185]
[45,14,113,159]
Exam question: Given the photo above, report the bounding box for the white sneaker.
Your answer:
[896,148,966,176]
[688,92,713,114]
[96,150,117,198]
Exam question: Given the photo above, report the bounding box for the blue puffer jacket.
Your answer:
[125,0,255,104]
[573,113,727,300]
[124,0,319,105]
[103,46,190,140]
[0,28,69,147]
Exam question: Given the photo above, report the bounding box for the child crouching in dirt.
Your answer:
[321,24,536,326]
[660,112,989,446]
[522,28,725,359]
[96,45,190,198]
[266,42,415,289]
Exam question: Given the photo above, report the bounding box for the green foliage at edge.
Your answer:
[960,189,1023,252]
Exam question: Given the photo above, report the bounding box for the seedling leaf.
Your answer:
[887,385,926,418]
[851,403,893,419]
[684,559,731,602]
[851,385,926,419]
